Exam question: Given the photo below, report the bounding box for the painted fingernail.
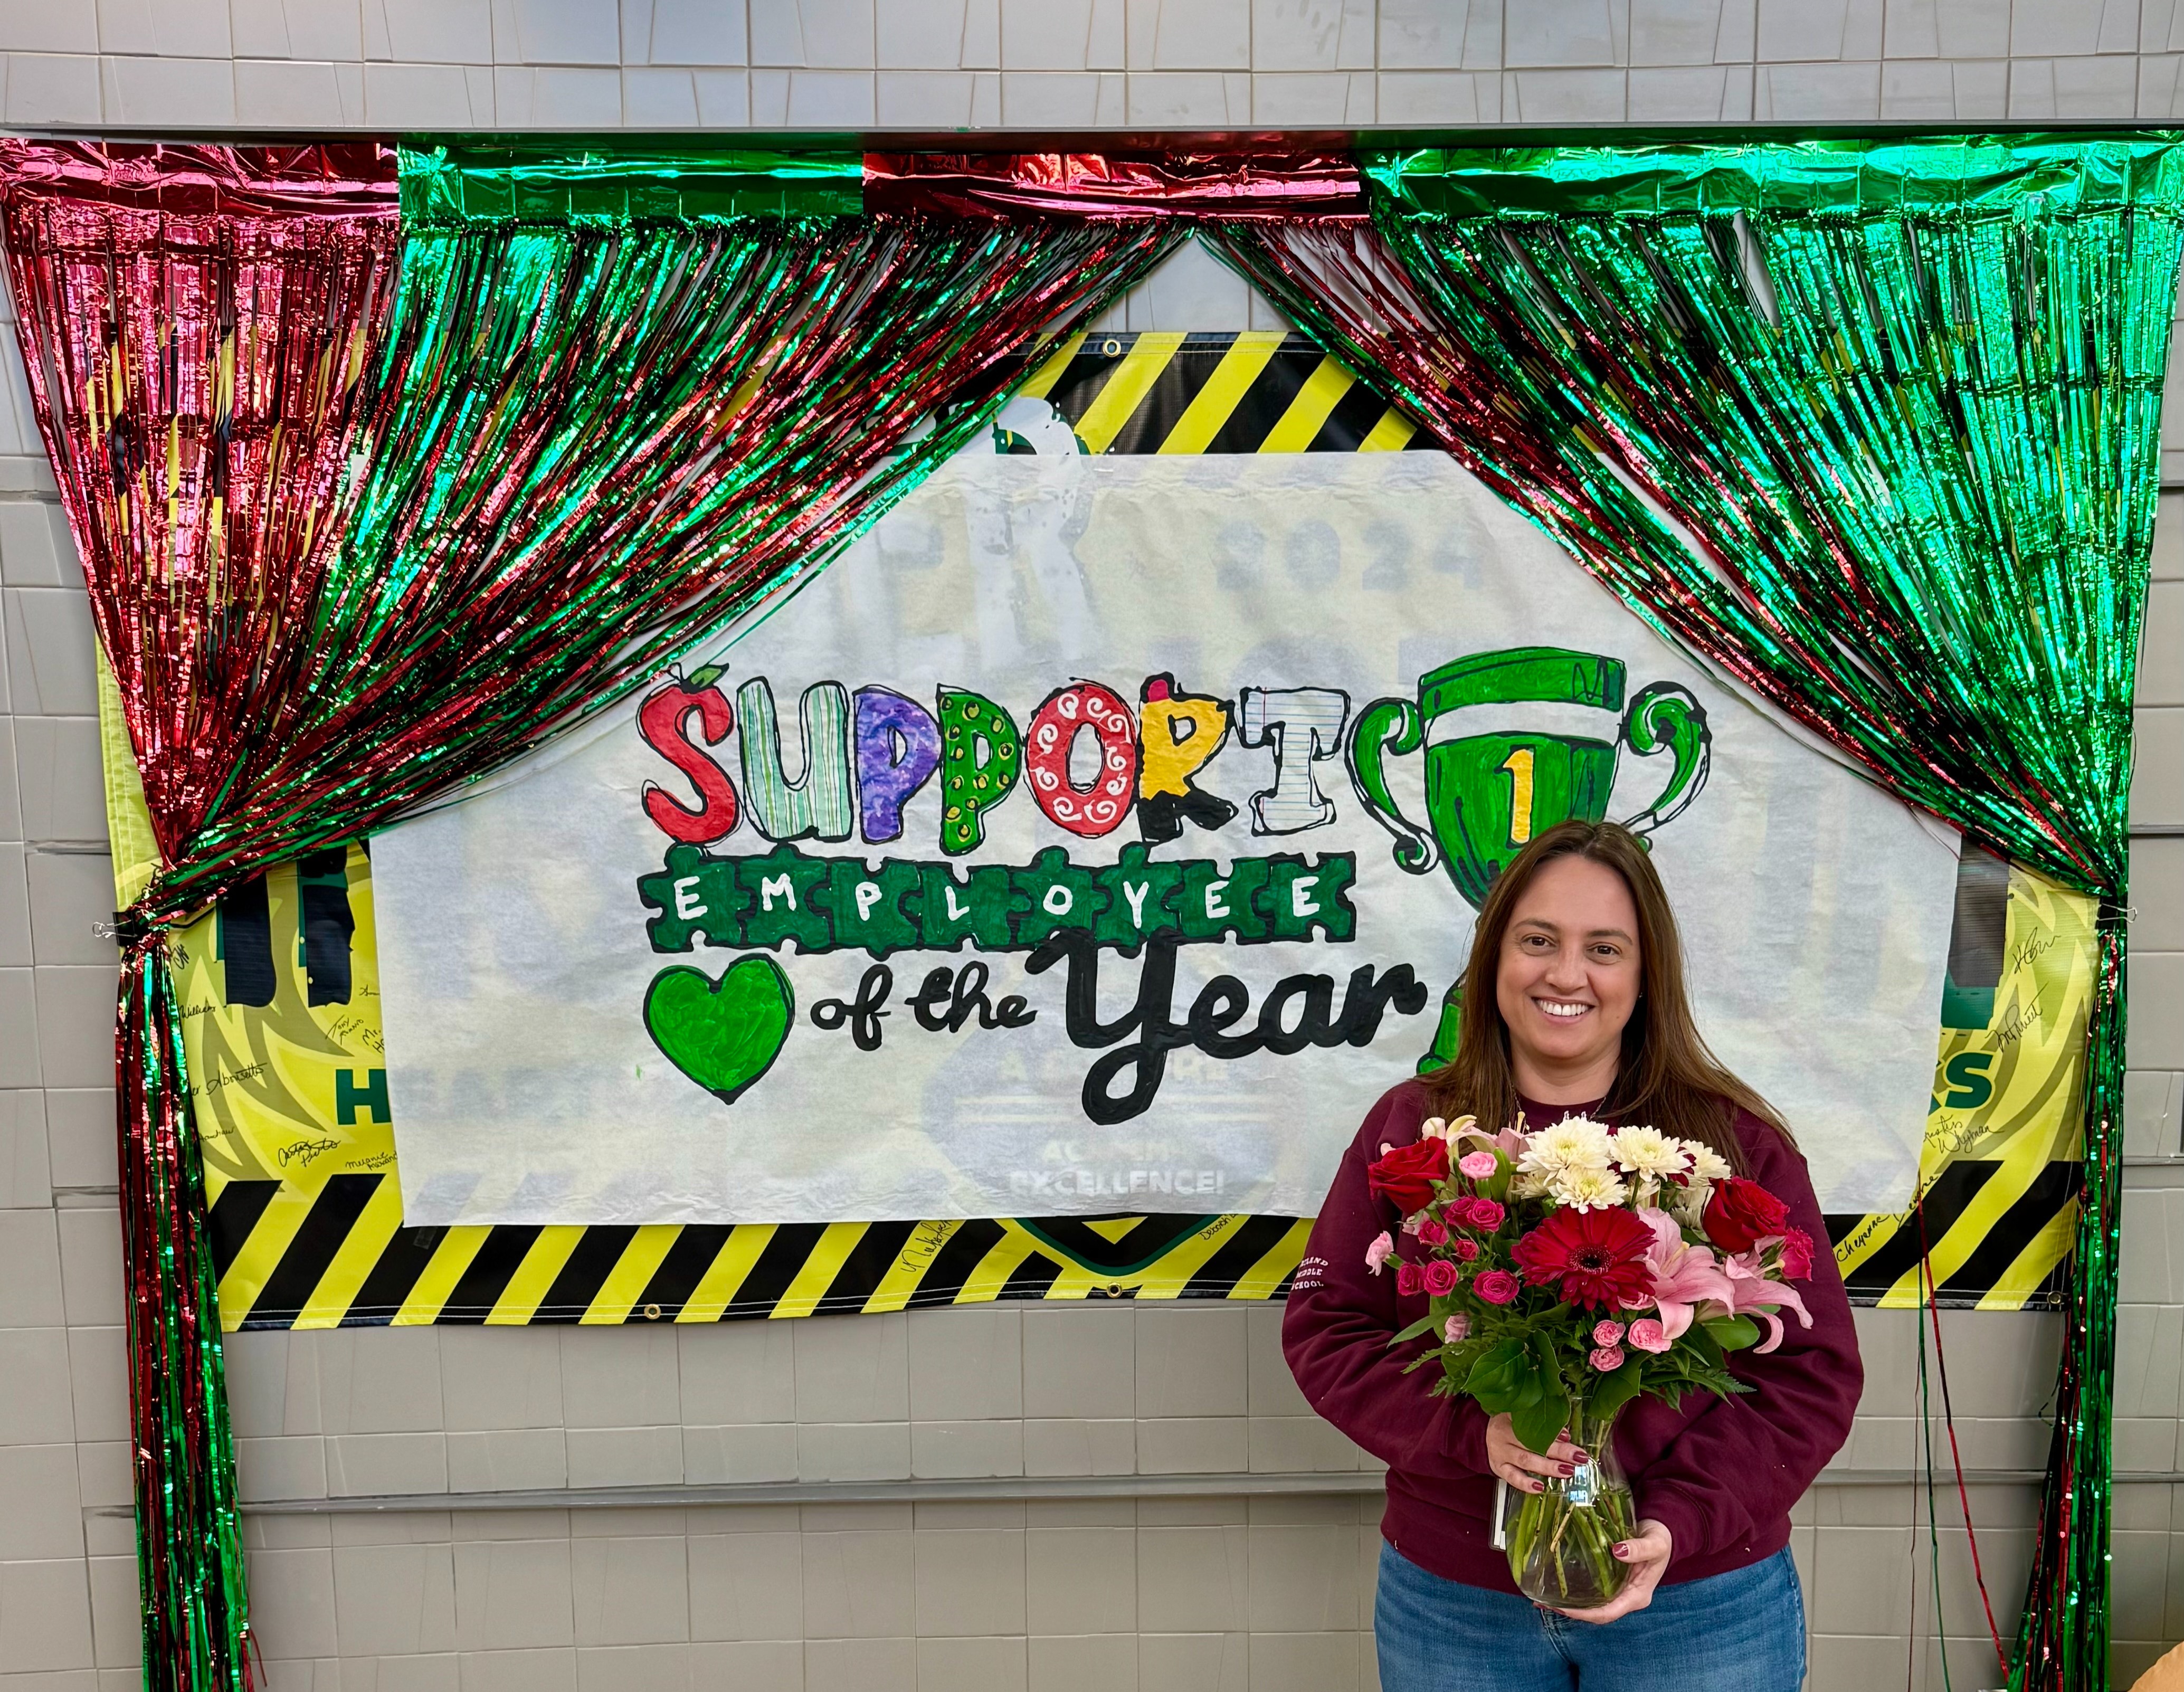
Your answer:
[1612,1543,1628,1557]
[1557,1464,1574,1476]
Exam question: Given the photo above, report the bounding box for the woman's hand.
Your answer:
[1483,1412,1583,1493]
[1556,1519,1673,1624]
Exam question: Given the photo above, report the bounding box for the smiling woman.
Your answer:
[1282,819,1859,1692]
[1494,852,1645,1106]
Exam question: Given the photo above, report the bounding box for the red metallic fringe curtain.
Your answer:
[0,141,403,1692]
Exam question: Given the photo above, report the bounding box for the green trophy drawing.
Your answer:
[1349,647,1712,1072]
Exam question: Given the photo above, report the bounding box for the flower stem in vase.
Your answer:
[1501,1402,1635,1608]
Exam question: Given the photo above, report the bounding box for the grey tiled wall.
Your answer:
[3,0,2184,130]
[4,7,2184,1687]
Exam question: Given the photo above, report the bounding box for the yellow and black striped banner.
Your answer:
[1005,329,1427,456]
[101,334,2092,1327]
[1824,852,2094,1311]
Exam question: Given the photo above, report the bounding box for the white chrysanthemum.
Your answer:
[1508,1168,1553,1202]
[1548,1163,1631,1212]
[1683,1142,1733,1183]
[1612,1126,1690,1181]
[1518,1116,1617,1177]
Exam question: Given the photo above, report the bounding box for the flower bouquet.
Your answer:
[1366,1111,1814,1608]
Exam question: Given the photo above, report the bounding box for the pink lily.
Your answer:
[1698,1249,1815,1355]
[1456,1120,1528,1166]
[1633,1209,1736,1341]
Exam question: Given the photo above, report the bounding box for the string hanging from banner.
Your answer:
[1921,1199,2012,1682]
[1916,1260,1954,1692]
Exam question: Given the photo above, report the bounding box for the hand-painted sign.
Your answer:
[368,443,1956,1227]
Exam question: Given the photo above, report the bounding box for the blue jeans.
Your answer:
[1374,1541,1806,1692]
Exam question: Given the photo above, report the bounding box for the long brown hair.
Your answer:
[1423,818,1788,1174]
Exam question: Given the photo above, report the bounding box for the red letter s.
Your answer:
[639,680,739,844]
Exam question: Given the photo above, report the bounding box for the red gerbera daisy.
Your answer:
[1511,1206,1655,1310]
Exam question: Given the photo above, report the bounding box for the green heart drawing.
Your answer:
[642,957,794,1106]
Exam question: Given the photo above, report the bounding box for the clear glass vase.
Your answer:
[1499,1401,1636,1609]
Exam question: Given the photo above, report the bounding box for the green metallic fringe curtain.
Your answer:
[0,132,2174,1692]
[1214,134,2184,1692]
[0,138,1174,1692]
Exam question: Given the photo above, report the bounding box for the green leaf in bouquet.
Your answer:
[1585,1354,1647,1421]
[1389,1313,1442,1346]
[1464,1337,1542,1413]
[1701,1315,1762,1353]
[1509,1385,1570,1455]
[1684,1324,1725,1368]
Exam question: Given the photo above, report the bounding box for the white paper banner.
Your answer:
[374,450,1957,1226]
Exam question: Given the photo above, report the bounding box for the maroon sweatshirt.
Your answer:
[1283,1078,1860,1592]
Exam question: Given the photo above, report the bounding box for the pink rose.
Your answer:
[1458,1151,1499,1179]
[1444,1314,1469,1344]
[1396,1260,1423,1296]
[1774,1226,1815,1281]
[1463,1197,1506,1231]
[1417,1218,1449,1246]
[1626,1318,1670,1354]
[1364,1232,1393,1276]
[1452,1238,1481,1262]
[1591,1319,1625,1347]
[1473,1269,1520,1305]
[1421,1258,1459,1296]
[1588,1345,1626,1372]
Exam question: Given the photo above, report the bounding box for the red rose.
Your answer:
[1395,1260,1423,1296]
[1369,1137,1450,1215]
[1703,1177,1792,1255]
[1512,1206,1655,1310]
[1472,1269,1520,1305]
[1421,1258,1459,1296]
[1462,1197,1506,1231]
[1775,1225,1815,1281]
[1417,1218,1449,1246]
[1452,1237,1480,1262]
